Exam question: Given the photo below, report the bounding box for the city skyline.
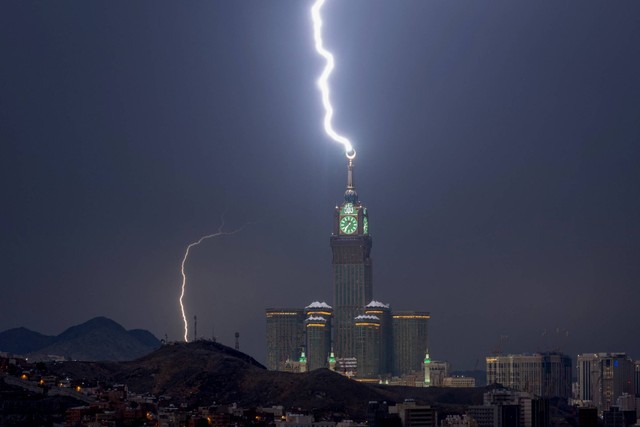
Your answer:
[2,1,639,370]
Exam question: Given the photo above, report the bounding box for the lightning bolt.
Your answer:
[178,219,247,342]
[311,0,356,159]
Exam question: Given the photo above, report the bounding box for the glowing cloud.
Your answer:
[311,0,356,159]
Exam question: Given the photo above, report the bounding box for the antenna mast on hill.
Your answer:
[193,315,198,341]
[235,332,240,350]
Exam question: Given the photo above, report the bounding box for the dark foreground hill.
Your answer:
[0,317,161,361]
[48,340,486,419]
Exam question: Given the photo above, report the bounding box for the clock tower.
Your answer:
[331,158,372,361]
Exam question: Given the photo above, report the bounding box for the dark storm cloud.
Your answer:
[1,1,639,369]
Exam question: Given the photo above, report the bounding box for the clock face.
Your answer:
[363,216,369,234]
[339,216,358,234]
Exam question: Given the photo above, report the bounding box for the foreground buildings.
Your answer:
[576,352,636,411]
[486,352,572,399]
[266,159,430,380]
[467,389,550,427]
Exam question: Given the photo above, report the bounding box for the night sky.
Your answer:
[2,1,639,370]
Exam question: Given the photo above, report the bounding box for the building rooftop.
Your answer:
[366,300,389,309]
[354,314,380,321]
[305,301,332,309]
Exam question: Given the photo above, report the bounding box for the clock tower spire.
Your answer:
[346,158,356,199]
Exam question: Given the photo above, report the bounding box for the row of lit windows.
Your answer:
[266,312,304,317]
[392,315,431,319]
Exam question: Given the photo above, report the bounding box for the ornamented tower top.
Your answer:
[333,158,369,237]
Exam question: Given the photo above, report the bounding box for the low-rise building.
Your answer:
[389,400,436,427]
[442,376,476,388]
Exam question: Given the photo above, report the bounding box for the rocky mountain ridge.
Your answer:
[0,317,161,361]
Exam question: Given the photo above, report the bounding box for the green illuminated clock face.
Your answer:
[339,216,358,234]
[363,216,369,234]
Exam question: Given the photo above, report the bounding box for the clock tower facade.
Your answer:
[330,158,372,361]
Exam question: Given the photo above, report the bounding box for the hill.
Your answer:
[48,340,486,418]
[0,327,56,355]
[0,317,161,361]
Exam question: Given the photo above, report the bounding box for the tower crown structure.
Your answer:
[332,158,370,237]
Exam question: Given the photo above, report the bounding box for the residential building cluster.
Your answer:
[575,353,638,413]
[485,351,640,425]
[2,354,445,427]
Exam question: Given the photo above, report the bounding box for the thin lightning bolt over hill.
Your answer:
[311,0,356,159]
[178,220,247,342]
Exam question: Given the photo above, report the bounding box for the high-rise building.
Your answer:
[354,314,381,378]
[392,311,430,376]
[304,301,332,371]
[364,300,392,375]
[265,308,305,371]
[331,158,372,361]
[576,353,635,410]
[577,353,600,403]
[600,353,635,410]
[486,352,572,399]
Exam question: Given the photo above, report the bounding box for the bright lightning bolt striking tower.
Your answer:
[178,222,245,342]
[311,0,356,160]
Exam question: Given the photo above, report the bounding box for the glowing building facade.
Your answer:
[354,314,381,378]
[304,302,333,371]
[392,311,430,376]
[365,301,392,375]
[265,308,305,371]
